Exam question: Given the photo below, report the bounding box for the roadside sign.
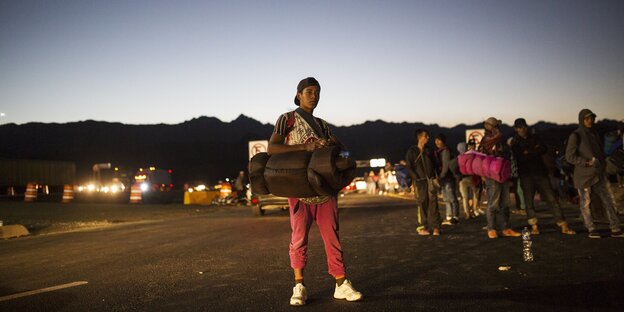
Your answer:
[248,140,268,160]
[355,160,370,168]
[465,129,485,148]
[370,158,386,167]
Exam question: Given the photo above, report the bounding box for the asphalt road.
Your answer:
[1,194,623,311]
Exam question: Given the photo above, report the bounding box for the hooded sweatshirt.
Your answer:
[564,109,606,188]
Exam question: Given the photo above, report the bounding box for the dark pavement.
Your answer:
[1,194,623,311]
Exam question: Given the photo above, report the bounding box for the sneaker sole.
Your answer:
[334,295,363,302]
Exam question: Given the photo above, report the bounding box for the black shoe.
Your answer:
[588,231,601,239]
[611,231,624,238]
[450,218,459,225]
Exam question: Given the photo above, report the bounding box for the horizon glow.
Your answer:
[1,0,623,127]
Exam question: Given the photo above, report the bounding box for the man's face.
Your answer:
[418,132,430,145]
[434,138,444,149]
[296,86,320,111]
[514,126,528,138]
[583,116,595,128]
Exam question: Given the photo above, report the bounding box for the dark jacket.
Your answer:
[406,145,436,181]
[565,109,606,188]
[434,146,453,181]
[479,127,508,158]
[510,133,548,177]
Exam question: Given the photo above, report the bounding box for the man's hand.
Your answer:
[304,139,328,152]
[585,157,596,167]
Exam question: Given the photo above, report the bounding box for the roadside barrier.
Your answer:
[24,183,37,202]
[219,182,232,199]
[130,183,142,204]
[62,184,74,203]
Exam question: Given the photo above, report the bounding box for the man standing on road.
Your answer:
[406,129,442,236]
[565,109,623,238]
[510,118,576,235]
[434,134,460,225]
[267,77,363,306]
[480,117,521,239]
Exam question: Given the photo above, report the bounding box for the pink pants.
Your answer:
[288,196,345,277]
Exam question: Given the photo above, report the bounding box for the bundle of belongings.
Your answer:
[458,150,511,183]
[249,146,356,198]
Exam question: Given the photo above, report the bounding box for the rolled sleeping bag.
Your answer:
[457,153,474,175]
[308,146,356,191]
[471,153,485,177]
[248,152,270,195]
[464,154,475,175]
[264,150,318,198]
[489,157,511,183]
[481,155,494,180]
[307,169,335,196]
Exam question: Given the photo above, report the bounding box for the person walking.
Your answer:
[366,171,377,195]
[480,117,521,239]
[378,168,388,194]
[564,109,623,238]
[267,77,363,306]
[434,134,460,225]
[510,118,575,235]
[406,129,442,236]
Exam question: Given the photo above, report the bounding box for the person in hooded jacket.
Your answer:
[565,109,623,238]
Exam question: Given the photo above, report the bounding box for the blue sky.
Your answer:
[1,0,622,127]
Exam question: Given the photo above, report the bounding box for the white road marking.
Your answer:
[0,281,88,302]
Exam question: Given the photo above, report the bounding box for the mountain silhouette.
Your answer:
[1,115,620,186]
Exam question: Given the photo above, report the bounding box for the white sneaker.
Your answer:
[290,283,307,306]
[334,279,363,302]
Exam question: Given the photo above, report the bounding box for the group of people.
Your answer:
[264,77,622,306]
[364,162,411,195]
[404,111,622,240]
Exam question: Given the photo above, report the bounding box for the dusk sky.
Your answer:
[1,0,622,127]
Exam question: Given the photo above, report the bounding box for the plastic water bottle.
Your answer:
[522,227,534,262]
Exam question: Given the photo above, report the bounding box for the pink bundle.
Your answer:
[457,151,511,183]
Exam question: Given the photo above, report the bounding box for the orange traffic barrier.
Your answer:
[24,183,37,202]
[219,182,232,199]
[130,183,142,204]
[62,184,74,203]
